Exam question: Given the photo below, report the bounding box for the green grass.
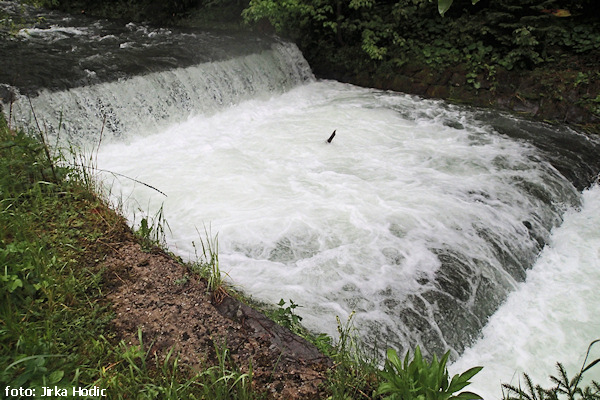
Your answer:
[190,225,229,303]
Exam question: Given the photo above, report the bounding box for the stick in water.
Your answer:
[326,130,336,143]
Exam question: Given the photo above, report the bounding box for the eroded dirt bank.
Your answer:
[101,229,331,399]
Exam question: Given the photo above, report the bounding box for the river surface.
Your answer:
[2,4,600,398]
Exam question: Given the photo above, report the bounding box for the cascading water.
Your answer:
[449,182,600,398]
[7,41,313,145]
[2,5,599,397]
[1,1,313,145]
[92,82,597,359]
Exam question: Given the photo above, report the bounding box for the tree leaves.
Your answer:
[438,0,481,16]
[438,0,454,16]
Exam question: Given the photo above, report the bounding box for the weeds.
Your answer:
[0,119,258,398]
[267,299,304,335]
[377,346,482,400]
[201,341,257,399]
[89,330,259,399]
[0,119,112,391]
[192,225,228,303]
[135,204,170,251]
[324,312,380,399]
[312,311,484,400]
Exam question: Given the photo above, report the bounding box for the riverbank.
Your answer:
[0,118,331,398]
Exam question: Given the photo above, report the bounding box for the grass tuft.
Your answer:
[502,340,600,400]
[191,224,229,303]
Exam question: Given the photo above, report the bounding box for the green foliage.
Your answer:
[199,342,256,399]
[91,330,259,399]
[135,204,170,251]
[243,0,600,95]
[502,340,600,400]
[242,0,338,45]
[317,312,483,399]
[377,346,483,400]
[438,0,480,17]
[0,122,261,398]
[268,299,304,334]
[323,312,381,399]
[0,124,106,390]
[191,225,228,302]
[585,94,600,117]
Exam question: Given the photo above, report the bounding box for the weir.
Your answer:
[5,41,314,145]
[2,5,600,394]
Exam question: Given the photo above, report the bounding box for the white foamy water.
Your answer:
[449,182,600,399]
[4,5,597,394]
[8,41,312,145]
[96,80,584,362]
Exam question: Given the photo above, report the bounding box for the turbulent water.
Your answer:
[450,182,600,398]
[6,40,312,145]
[2,5,600,396]
[92,80,599,360]
[0,0,275,95]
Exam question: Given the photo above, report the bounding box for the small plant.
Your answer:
[377,346,483,400]
[202,341,255,399]
[466,71,481,90]
[193,225,228,303]
[135,204,170,251]
[324,312,380,399]
[269,299,303,333]
[173,275,190,285]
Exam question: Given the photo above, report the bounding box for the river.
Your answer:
[2,4,599,398]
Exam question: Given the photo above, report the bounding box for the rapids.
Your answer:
[92,81,599,364]
[2,4,599,395]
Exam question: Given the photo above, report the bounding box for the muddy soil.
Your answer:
[101,229,332,399]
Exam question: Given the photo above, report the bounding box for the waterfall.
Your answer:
[94,80,598,359]
[4,41,314,146]
[2,5,600,387]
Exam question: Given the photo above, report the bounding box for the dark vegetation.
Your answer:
[241,0,600,132]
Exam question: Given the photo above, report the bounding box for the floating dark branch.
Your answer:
[326,130,336,143]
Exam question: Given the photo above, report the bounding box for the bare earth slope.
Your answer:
[100,231,331,399]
